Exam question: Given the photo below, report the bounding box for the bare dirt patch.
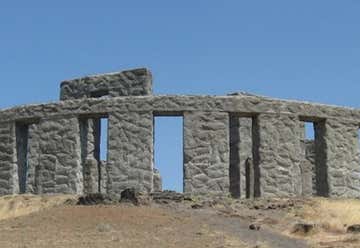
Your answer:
[0,202,248,248]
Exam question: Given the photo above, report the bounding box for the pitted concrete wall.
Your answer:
[184,112,229,195]
[27,118,83,194]
[324,120,360,197]
[60,68,152,100]
[1,68,360,198]
[0,122,18,195]
[255,114,302,197]
[300,140,316,196]
[107,111,153,195]
[80,118,101,194]
[26,123,39,193]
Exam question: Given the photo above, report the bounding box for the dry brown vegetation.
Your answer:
[0,194,76,221]
[288,198,360,247]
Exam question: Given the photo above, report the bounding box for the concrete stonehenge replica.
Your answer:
[0,68,360,198]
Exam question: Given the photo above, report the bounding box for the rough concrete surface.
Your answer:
[0,68,360,198]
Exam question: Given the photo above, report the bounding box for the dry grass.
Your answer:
[295,198,360,233]
[0,194,75,221]
[289,198,360,247]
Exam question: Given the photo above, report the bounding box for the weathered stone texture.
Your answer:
[26,123,39,193]
[0,122,18,195]
[153,168,162,192]
[80,118,101,194]
[99,160,107,194]
[28,118,83,194]
[229,116,253,198]
[255,114,302,197]
[184,112,229,195]
[2,68,360,199]
[2,95,360,125]
[107,111,153,195]
[300,140,316,196]
[60,68,152,100]
[324,119,360,197]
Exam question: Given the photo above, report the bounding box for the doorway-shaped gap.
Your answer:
[299,118,328,197]
[300,121,316,196]
[79,115,108,194]
[16,122,29,194]
[100,118,108,161]
[154,115,183,192]
[305,122,315,140]
[229,114,256,199]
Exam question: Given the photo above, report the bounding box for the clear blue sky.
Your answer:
[1,1,359,191]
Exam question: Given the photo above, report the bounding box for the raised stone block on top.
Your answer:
[60,68,152,100]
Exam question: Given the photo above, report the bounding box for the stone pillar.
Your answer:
[298,121,316,196]
[153,168,162,192]
[28,118,83,194]
[245,158,254,199]
[0,122,18,195]
[323,119,360,197]
[300,140,316,196]
[26,123,39,193]
[229,116,252,198]
[80,118,100,194]
[107,111,153,195]
[255,113,302,197]
[183,112,229,195]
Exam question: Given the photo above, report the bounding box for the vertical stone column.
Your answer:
[0,122,18,195]
[183,112,229,195]
[29,117,83,194]
[26,123,39,193]
[298,121,316,196]
[107,111,153,195]
[255,113,302,197]
[323,119,360,197]
[80,118,101,194]
[229,116,252,198]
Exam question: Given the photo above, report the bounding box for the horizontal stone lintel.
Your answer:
[0,95,360,125]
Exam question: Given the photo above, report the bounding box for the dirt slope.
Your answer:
[0,194,359,248]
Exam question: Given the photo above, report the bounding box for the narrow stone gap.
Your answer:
[16,123,29,194]
[99,118,108,192]
[300,120,328,197]
[229,115,255,199]
[300,122,316,196]
[154,116,183,192]
[80,116,108,194]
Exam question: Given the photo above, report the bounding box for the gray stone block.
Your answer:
[153,168,162,192]
[184,111,229,195]
[1,68,360,199]
[60,68,152,100]
[107,111,153,195]
[0,122,18,195]
[255,114,302,197]
[323,119,360,197]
